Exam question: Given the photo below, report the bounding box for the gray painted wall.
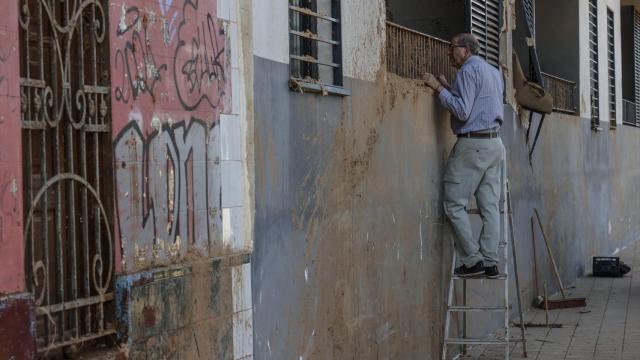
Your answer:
[252,56,640,359]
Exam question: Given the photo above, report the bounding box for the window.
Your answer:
[288,0,348,96]
[619,6,638,126]
[467,0,501,68]
[589,0,600,130]
[607,7,616,128]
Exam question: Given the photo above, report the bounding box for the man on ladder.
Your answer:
[425,33,527,360]
[424,33,505,278]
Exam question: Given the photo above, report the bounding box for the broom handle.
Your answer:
[534,209,567,298]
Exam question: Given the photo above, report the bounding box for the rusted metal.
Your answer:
[541,72,578,114]
[19,0,114,354]
[385,21,456,83]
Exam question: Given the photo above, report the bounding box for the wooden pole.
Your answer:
[534,209,567,298]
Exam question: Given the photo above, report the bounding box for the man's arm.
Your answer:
[438,69,476,121]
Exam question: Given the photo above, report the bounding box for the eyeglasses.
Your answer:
[449,44,467,49]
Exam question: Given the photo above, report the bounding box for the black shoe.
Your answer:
[484,265,500,279]
[454,262,485,277]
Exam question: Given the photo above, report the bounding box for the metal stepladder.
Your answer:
[441,154,528,360]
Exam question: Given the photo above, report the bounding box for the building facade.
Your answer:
[1,0,640,359]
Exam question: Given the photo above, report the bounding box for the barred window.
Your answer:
[607,7,616,128]
[589,0,600,129]
[289,0,349,96]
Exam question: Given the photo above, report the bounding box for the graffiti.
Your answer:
[0,43,12,95]
[159,0,178,46]
[114,117,222,269]
[173,0,227,111]
[114,5,168,104]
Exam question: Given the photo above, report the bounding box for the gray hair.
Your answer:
[453,33,480,55]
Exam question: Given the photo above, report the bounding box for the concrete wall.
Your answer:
[252,0,640,359]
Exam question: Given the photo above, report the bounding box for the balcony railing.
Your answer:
[386,21,456,82]
[541,72,578,114]
[623,99,638,126]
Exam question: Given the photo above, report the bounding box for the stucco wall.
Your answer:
[254,62,640,359]
[108,0,254,357]
[0,0,24,295]
[252,1,640,359]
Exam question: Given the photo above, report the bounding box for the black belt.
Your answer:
[457,131,499,139]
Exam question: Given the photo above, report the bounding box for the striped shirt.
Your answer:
[438,55,504,134]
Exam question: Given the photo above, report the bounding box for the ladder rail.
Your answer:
[441,152,528,360]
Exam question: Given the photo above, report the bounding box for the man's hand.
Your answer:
[422,72,442,92]
[437,75,451,90]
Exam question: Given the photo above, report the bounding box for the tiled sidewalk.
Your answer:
[458,241,640,360]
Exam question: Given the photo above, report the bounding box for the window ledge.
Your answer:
[289,79,351,97]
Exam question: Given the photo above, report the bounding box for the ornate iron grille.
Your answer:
[19,0,115,355]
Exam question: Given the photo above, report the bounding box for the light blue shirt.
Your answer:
[438,56,504,134]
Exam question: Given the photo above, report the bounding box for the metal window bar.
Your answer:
[19,0,115,354]
[288,0,343,88]
[385,21,457,83]
[589,0,600,129]
[622,99,637,125]
[541,72,578,114]
[608,8,616,128]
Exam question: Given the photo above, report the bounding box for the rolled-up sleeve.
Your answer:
[438,69,477,122]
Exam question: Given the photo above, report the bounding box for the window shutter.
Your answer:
[467,0,501,67]
[607,8,616,127]
[634,10,640,125]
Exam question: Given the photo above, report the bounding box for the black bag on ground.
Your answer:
[593,256,631,277]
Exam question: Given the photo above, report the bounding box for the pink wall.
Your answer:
[109,0,231,273]
[0,0,24,294]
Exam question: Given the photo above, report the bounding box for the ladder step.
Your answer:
[466,208,506,214]
[451,276,508,280]
[445,338,508,345]
[448,305,507,312]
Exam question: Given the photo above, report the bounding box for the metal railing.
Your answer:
[541,72,578,114]
[386,21,456,82]
[623,99,638,126]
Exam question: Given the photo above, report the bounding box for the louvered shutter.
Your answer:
[466,0,501,67]
[634,10,640,125]
[589,0,600,127]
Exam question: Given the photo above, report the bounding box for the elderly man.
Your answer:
[424,33,505,278]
